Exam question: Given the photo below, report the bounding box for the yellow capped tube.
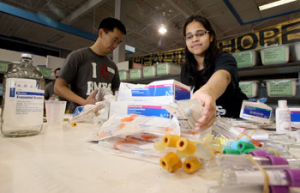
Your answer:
[71,122,77,127]
[183,157,202,173]
[176,137,196,155]
[162,134,180,148]
[160,152,182,173]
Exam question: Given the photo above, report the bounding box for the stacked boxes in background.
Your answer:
[130,68,143,79]
[156,63,181,76]
[260,45,290,65]
[119,70,129,81]
[265,79,297,97]
[143,66,157,78]
[239,81,259,98]
[232,50,259,68]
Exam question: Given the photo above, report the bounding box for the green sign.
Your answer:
[233,52,253,68]
[143,66,156,77]
[130,69,141,79]
[268,81,294,97]
[239,82,253,97]
[119,71,128,80]
[157,64,168,75]
[0,62,8,73]
[263,46,287,65]
[37,67,52,79]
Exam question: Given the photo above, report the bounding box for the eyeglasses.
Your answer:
[104,30,122,46]
[185,30,210,41]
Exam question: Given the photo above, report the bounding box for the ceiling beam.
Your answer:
[61,0,108,24]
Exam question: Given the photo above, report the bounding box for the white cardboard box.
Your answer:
[117,79,191,104]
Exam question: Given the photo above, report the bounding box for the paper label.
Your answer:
[157,64,167,75]
[130,69,141,79]
[251,133,269,140]
[235,170,288,185]
[0,62,8,73]
[234,52,253,67]
[2,78,44,127]
[269,81,293,97]
[263,47,287,64]
[243,105,271,119]
[239,82,253,97]
[143,67,155,77]
[127,105,170,118]
[107,67,115,74]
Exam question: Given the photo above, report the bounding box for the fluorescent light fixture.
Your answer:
[158,26,167,35]
[125,45,135,53]
[259,0,297,11]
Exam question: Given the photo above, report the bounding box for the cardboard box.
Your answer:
[117,79,191,104]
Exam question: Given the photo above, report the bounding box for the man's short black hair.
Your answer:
[98,17,126,35]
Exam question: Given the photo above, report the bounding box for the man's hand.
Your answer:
[84,90,101,105]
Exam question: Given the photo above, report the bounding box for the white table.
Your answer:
[0,123,219,193]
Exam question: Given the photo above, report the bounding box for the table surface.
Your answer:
[0,122,219,193]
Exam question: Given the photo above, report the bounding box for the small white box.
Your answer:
[232,50,259,68]
[119,70,129,81]
[260,45,289,65]
[156,63,181,76]
[117,79,191,104]
[143,66,157,78]
[266,79,297,97]
[239,81,259,98]
[240,101,272,124]
[129,68,143,79]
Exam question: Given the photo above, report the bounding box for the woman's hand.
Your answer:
[191,89,216,130]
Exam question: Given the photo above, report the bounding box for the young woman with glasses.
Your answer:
[181,15,248,130]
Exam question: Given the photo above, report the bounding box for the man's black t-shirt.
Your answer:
[182,51,248,118]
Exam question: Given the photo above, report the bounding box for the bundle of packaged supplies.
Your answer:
[73,79,300,193]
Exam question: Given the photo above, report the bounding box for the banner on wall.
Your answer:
[131,18,300,65]
[131,48,185,66]
[219,18,300,53]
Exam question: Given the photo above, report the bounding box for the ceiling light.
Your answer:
[258,0,297,11]
[158,26,167,35]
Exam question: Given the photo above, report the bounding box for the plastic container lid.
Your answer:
[269,186,289,193]
[284,168,300,187]
[278,100,288,108]
[266,155,288,165]
[249,150,270,157]
[21,53,32,59]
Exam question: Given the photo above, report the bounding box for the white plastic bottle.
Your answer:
[1,54,44,137]
[276,100,291,134]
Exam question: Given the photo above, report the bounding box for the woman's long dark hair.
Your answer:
[181,15,220,87]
